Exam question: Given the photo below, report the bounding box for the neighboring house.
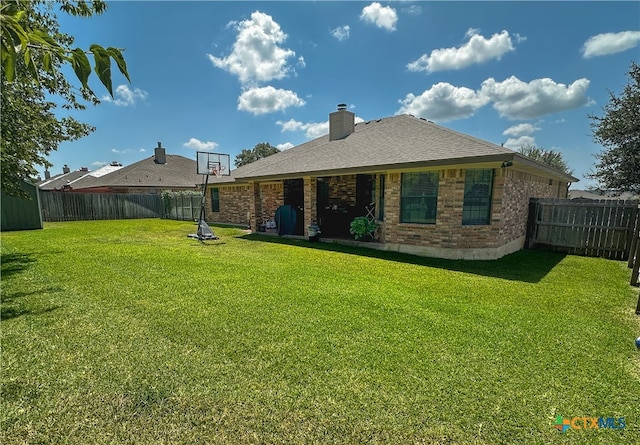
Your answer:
[207,105,577,259]
[37,164,92,191]
[64,143,201,194]
[568,189,640,201]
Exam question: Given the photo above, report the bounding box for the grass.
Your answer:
[1,219,639,444]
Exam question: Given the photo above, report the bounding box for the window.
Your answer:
[211,188,220,212]
[462,169,494,225]
[378,174,385,221]
[400,172,439,224]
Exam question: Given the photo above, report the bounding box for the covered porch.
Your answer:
[249,173,381,239]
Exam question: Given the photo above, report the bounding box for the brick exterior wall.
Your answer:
[326,175,357,207]
[304,177,318,230]
[207,184,252,226]
[259,182,283,224]
[212,166,569,258]
[499,169,567,244]
[380,168,567,251]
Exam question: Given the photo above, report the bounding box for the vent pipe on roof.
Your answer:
[329,103,355,141]
[44,170,51,180]
[62,164,70,174]
[154,141,166,164]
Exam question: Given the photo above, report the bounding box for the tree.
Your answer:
[1,0,129,99]
[588,62,640,193]
[1,0,130,197]
[518,144,573,176]
[234,142,280,167]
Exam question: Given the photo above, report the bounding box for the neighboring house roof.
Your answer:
[38,169,90,190]
[568,189,640,200]
[219,114,577,183]
[73,154,201,190]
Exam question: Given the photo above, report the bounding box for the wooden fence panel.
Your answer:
[164,193,201,221]
[527,198,640,260]
[40,192,162,221]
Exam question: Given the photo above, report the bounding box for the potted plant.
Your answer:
[349,216,379,241]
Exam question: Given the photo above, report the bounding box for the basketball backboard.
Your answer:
[196,152,231,176]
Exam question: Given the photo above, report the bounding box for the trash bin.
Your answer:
[308,223,321,242]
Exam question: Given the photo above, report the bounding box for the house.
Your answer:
[65,143,201,194]
[568,189,640,201]
[38,165,92,191]
[205,105,578,259]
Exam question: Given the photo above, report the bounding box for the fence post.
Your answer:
[631,231,640,286]
[628,205,639,268]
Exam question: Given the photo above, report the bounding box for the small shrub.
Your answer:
[349,216,379,240]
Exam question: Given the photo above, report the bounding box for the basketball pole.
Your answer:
[196,172,210,241]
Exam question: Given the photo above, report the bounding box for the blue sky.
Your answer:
[47,1,640,189]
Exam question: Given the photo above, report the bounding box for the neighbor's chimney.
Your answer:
[329,103,355,141]
[44,170,51,180]
[62,164,70,174]
[154,141,166,164]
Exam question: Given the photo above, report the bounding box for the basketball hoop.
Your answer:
[208,161,225,178]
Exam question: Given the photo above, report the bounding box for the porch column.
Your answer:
[303,176,317,237]
[248,181,261,232]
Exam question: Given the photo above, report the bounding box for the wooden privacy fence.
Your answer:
[526,198,640,261]
[163,193,202,221]
[40,192,163,221]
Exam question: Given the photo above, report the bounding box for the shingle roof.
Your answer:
[73,154,201,190]
[222,114,575,182]
[38,170,90,190]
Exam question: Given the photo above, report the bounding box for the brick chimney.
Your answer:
[329,103,355,141]
[154,142,166,164]
[62,164,70,174]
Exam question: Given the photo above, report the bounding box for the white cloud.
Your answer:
[276,142,295,151]
[504,135,536,150]
[207,11,296,84]
[480,76,591,119]
[402,4,422,15]
[92,161,107,167]
[396,82,490,121]
[102,85,148,106]
[277,119,329,139]
[297,56,306,68]
[112,148,128,154]
[331,25,351,41]
[139,148,147,152]
[360,2,398,32]
[277,115,364,139]
[582,30,640,58]
[183,138,219,151]
[407,30,516,73]
[503,123,540,137]
[237,86,306,115]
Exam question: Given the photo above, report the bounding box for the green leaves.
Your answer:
[107,46,130,83]
[1,4,130,99]
[89,44,112,96]
[70,48,90,90]
[589,62,640,193]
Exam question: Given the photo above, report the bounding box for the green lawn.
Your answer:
[1,219,639,444]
